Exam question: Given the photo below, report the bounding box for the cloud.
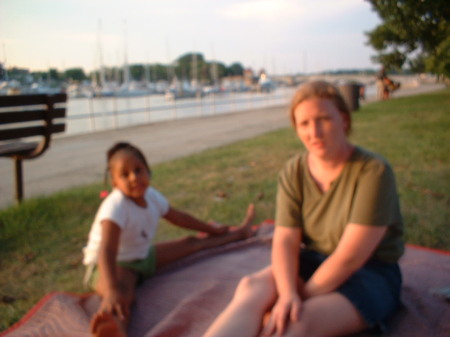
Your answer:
[219,0,302,21]
[220,0,368,23]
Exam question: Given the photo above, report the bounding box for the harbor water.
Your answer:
[65,88,296,137]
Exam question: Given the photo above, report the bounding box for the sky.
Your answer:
[0,0,382,75]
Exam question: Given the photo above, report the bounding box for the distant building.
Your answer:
[244,68,256,87]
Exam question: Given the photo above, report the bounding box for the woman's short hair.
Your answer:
[289,80,352,134]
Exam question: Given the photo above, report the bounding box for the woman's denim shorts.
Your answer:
[299,249,402,333]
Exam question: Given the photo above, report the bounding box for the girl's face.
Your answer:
[110,150,150,205]
[294,97,349,160]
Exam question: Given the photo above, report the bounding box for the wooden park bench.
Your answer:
[0,93,67,204]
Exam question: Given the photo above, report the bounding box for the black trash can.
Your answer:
[338,82,361,112]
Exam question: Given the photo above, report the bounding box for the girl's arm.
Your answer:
[303,223,387,298]
[263,225,302,336]
[97,220,130,320]
[163,206,229,235]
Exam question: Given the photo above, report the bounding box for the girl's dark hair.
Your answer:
[106,142,151,173]
[104,141,152,188]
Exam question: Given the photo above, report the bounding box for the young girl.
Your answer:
[83,142,255,337]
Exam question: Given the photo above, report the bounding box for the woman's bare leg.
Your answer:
[202,266,277,337]
[202,269,368,337]
[156,204,255,269]
[282,292,368,337]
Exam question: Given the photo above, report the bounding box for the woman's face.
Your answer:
[293,97,349,160]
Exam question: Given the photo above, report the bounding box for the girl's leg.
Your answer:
[91,266,138,337]
[202,266,277,337]
[90,312,127,337]
[155,204,255,269]
[283,292,367,337]
[94,265,139,315]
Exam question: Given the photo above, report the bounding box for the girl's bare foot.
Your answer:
[237,203,256,239]
[91,312,126,337]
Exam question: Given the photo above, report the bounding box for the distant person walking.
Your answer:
[376,67,400,100]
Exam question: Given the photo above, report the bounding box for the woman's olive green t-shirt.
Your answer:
[275,146,404,263]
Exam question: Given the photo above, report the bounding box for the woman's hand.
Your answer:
[265,226,302,336]
[263,293,302,336]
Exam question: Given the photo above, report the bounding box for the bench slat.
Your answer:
[0,124,65,141]
[0,142,39,157]
[0,93,67,107]
[0,108,66,124]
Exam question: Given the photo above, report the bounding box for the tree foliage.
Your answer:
[227,63,245,76]
[171,53,244,84]
[103,55,245,84]
[147,64,168,82]
[64,68,87,81]
[365,0,450,77]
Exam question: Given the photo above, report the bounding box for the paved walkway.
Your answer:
[0,82,446,208]
[0,105,290,208]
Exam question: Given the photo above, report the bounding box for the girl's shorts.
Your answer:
[299,249,402,333]
[84,245,157,289]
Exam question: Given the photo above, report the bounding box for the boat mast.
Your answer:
[122,20,130,86]
[2,42,8,81]
[211,43,218,87]
[191,51,198,88]
[97,20,106,87]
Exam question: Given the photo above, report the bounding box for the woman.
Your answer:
[203,81,404,337]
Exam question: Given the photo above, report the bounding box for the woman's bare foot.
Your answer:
[90,311,126,337]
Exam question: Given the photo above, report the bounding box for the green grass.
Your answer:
[1,89,449,330]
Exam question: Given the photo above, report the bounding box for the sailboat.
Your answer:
[92,20,118,97]
[115,21,151,97]
[164,53,202,100]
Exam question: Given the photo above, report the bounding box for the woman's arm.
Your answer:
[163,206,229,235]
[263,225,302,336]
[303,223,387,298]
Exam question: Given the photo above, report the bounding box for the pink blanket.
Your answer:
[2,222,449,337]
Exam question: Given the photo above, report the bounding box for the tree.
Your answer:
[64,68,87,82]
[174,53,206,82]
[150,64,169,82]
[31,71,49,82]
[365,0,450,78]
[227,62,245,76]
[130,64,145,81]
[211,61,227,82]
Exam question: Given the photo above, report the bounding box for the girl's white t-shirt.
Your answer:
[82,187,169,265]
